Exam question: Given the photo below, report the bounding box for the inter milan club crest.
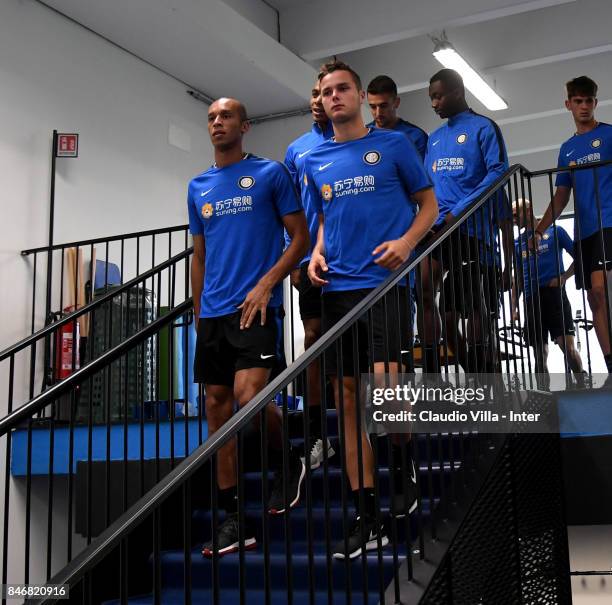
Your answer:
[456,133,468,144]
[591,138,602,149]
[321,184,333,202]
[201,203,213,219]
[238,176,255,190]
[363,150,381,165]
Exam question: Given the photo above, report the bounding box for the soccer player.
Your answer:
[421,68,511,373]
[367,74,429,370]
[284,81,335,470]
[188,97,309,557]
[512,199,583,377]
[366,75,428,160]
[535,76,612,373]
[306,61,438,559]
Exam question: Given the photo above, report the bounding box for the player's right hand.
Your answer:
[308,252,329,286]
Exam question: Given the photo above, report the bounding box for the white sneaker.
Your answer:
[307,438,335,470]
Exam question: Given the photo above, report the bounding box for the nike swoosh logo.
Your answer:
[318,162,334,171]
[432,140,440,146]
[260,354,275,359]
[566,150,574,157]
[298,149,312,158]
[200,188,214,197]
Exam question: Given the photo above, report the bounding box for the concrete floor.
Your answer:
[568,525,612,604]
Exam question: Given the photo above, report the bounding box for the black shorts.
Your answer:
[296,261,322,321]
[321,287,413,377]
[575,227,612,289]
[194,309,279,386]
[524,287,574,346]
[428,230,487,316]
[482,263,502,319]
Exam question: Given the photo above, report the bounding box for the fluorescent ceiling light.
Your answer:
[432,39,508,111]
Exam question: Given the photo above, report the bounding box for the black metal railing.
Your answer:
[16,166,522,604]
[1,245,193,421]
[2,159,610,603]
[14,225,190,407]
[21,224,190,336]
[0,248,199,594]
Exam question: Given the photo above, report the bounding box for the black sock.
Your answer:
[308,405,322,439]
[468,343,486,373]
[605,354,612,373]
[219,486,238,515]
[271,442,301,471]
[352,488,376,519]
[423,346,439,373]
[391,444,407,490]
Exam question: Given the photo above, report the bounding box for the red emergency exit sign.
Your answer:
[56,133,79,158]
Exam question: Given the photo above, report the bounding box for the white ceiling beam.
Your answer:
[281,0,576,61]
[394,47,612,99]
[489,44,612,72]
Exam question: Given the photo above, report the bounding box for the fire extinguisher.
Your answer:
[54,306,80,380]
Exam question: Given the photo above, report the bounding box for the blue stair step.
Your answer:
[158,545,401,593]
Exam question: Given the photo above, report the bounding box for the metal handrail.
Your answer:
[40,164,525,599]
[0,299,192,437]
[21,224,189,256]
[0,247,193,362]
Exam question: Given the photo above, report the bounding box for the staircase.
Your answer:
[103,410,461,605]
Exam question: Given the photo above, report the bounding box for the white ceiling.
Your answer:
[39,0,612,180]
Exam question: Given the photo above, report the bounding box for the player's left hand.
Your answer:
[373,238,414,271]
[238,282,272,329]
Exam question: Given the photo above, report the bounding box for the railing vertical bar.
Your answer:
[259,406,271,605]
[120,537,128,605]
[301,369,316,605]
[31,252,38,334]
[66,388,76,563]
[568,169,592,374]
[281,388,294,605]
[46,409,56,581]
[153,508,161,605]
[211,454,220,605]
[335,333,352,605]
[24,418,33,584]
[237,425,247,605]
[318,350,333,605]
[2,355,15,600]
[86,370,94,545]
[182,480,192,605]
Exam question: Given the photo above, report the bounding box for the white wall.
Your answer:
[0,0,212,353]
[0,0,214,586]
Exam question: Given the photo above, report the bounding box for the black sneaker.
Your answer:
[332,516,389,560]
[391,458,418,519]
[201,513,256,558]
[268,454,306,515]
